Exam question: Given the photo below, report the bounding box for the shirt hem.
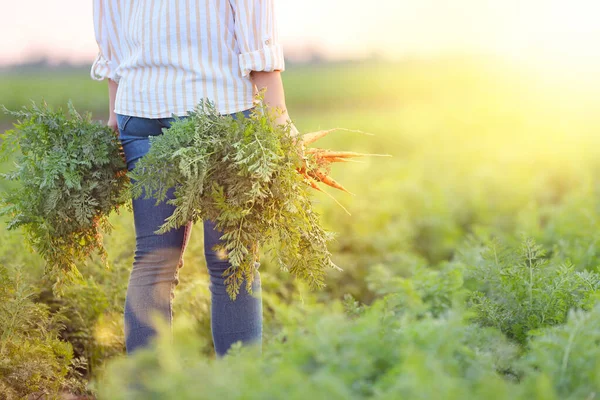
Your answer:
[113,101,256,119]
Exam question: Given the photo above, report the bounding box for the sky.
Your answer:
[1,0,600,67]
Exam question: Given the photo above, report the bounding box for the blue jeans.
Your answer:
[116,109,262,357]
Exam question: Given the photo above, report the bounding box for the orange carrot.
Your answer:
[298,128,373,145]
[323,156,366,164]
[308,169,355,196]
[304,175,323,192]
[310,154,366,164]
[305,148,391,159]
[321,151,392,158]
[303,175,351,216]
[300,129,337,145]
[300,172,323,192]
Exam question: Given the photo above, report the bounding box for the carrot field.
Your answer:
[2,56,600,399]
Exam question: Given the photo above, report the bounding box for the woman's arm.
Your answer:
[229,0,297,135]
[107,78,119,132]
[250,70,297,133]
[251,70,302,154]
[91,0,122,131]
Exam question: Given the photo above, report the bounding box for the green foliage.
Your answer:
[0,265,83,399]
[128,97,339,300]
[95,294,521,400]
[462,237,600,344]
[2,60,600,398]
[0,100,130,290]
[520,303,600,399]
[366,261,465,318]
[52,277,125,379]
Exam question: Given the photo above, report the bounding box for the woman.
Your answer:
[90,0,294,357]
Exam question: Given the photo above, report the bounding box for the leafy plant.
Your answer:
[95,293,521,400]
[462,237,600,344]
[0,100,130,289]
[366,261,465,318]
[50,277,125,379]
[0,265,84,399]
[128,97,340,300]
[520,303,600,399]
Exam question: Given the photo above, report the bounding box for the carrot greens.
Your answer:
[128,97,343,300]
[0,101,130,290]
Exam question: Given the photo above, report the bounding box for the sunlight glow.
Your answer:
[498,0,600,66]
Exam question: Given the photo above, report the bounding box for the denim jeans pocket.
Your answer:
[116,114,132,133]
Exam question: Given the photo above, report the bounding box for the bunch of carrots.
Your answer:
[292,128,391,214]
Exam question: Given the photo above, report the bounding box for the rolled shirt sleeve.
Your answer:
[230,0,285,78]
[90,0,121,83]
[91,52,120,82]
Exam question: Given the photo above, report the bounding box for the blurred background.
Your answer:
[2,1,600,398]
[3,0,600,66]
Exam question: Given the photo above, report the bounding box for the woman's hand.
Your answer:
[288,123,305,157]
[107,114,118,132]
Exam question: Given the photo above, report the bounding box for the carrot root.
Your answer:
[307,169,355,196]
[321,151,393,158]
[306,177,351,216]
[305,148,392,159]
[299,129,336,145]
[320,188,351,216]
[299,170,352,216]
[324,157,366,164]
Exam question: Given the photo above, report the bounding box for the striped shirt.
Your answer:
[90,0,285,118]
